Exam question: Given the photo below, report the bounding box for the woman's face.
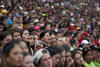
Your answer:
[20,41,29,53]
[74,53,84,65]
[2,35,12,45]
[56,38,63,46]
[65,52,72,63]
[43,33,51,44]
[7,45,23,66]
[40,53,52,67]
[23,55,35,67]
[13,32,21,40]
[27,35,34,46]
[22,30,29,41]
[51,34,56,44]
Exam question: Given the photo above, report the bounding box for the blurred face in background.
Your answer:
[56,38,63,46]
[23,55,35,67]
[95,52,100,64]
[22,30,29,41]
[50,34,56,45]
[13,32,21,40]
[43,32,51,44]
[60,51,66,65]
[65,52,73,63]
[1,35,12,46]
[52,54,60,67]
[20,41,29,53]
[84,50,93,63]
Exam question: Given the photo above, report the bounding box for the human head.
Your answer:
[56,37,63,46]
[65,51,73,64]
[23,53,35,67]
[0,31,12,47]
[33,49,52,67]
[72,51,84,66]
[21,29,29,41]
[40,31,51,44]
[81,40,89,48]
[47,46,62,67]
[83,48,93,63]
[2,40,23,67]
[11,30,21,40]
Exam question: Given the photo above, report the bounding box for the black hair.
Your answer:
[2,40,22,57]
[0,31,12,41]
[39,30,50,39]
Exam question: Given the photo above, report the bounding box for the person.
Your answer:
[11,30,22,40]
[1,40,23,67]
[23,53,35,67]
[47,46,62,67]
[83,48,96,67]
[56,47,66,67]
[40,31,51,48]
[33,48,52,67]
[65,51,74,67]
[72,51,85,67]
[0,31,12,49]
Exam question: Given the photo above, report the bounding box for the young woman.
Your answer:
[1,40,23,67]
[72,51,85,67]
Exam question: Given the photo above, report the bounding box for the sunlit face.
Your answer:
[74,53,84,65]
[20,41,29,53]
[22,30,29,41]
[60,51,66,64]
[7,45,23,66]
[52,54,60,67]
[23,55,35,67]
[2,35,12,46]
[40,53,52,67]
[43,33,51,44]
[13,32,21,40]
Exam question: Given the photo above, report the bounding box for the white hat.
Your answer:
[81,40,89,44]
[0,5,4,8]
[34,19,39,23]
[33,49,49,64]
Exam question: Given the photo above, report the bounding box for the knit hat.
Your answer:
[33,48,49,64]
[47,46,62,57]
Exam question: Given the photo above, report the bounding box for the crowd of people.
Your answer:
[0,0,100,67]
